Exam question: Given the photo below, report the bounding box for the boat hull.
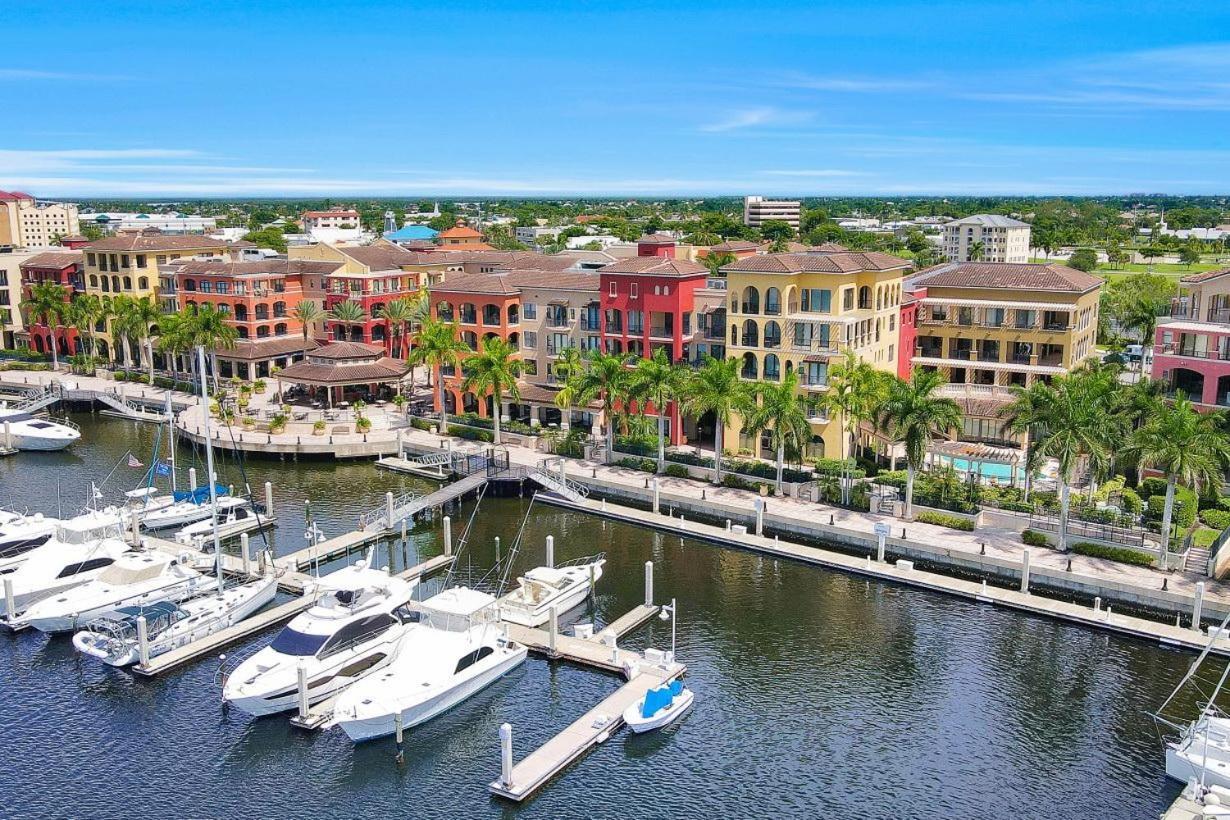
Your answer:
[338,644,528,742]
[623,687,694,733]
[20,577,218,633]
[1167,742,1230,791]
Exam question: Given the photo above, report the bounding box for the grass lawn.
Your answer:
[1031,257,1226,284]
[1192,527,1220,549]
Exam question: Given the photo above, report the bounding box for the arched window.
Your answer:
[273,301,286,318]
[765,287,781,315]
[740,351,758,379]
[111,275,120,292]
[764,353,780,381]
[183,279,196,292]
[436,301,454,321]
[462,330,479,350]
[607,338,623,353]
[89,275,98,288]
[731,325,739,345]
[237,326,250,339]
[507,304,520,324]
[100,277,110,293]
[858,286,872,310]
[763,320,781,349]
[274,323,288,336]
[234,304,248,321]
[741,286,760,314]
[460,302,477,323]
[122,276,132,290]
[138,277,148,290]
[257,325,270,338]
[742,319,758,347]
[508,332,520,350]
[482,304,501,326]
[255,304,269,320]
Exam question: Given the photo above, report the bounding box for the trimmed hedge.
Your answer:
[448,424,492,443]
[410,417,436,432]
[917,510,974,531]
[1201,508,1230,531]
[1021,529,1050,547]
[615,457,657,473]
[1145,485,1199,529]
[1070,541,1155,567]
[664,464,690,478]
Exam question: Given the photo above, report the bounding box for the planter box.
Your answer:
[912,503,984,527]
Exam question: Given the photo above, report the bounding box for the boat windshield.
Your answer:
[270,627,329,656]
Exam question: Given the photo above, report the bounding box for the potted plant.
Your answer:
[242,416,255,430]
[253,379,267,394]
[353,399,367,417]
[281,403,292,414]
[237,395,250,410]
[312,419,327,436]
[355,415,372,433]
[269,412,288,434]
[209,400,221,417]
[392,394,406,410]
[219,406,237,426]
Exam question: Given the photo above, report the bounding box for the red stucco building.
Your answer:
[20,250,84,356]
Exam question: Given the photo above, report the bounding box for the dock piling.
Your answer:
[644,561,654,607]
[548,605,558,656]
[876,529,886,563]
[130,511,141,547]
[394,713,405,764]
[296,661,309,721]
[1193,582,1205,632]
[1094,596,1102,612]
[189,467,197,491]
[443,516,452,556]
[386,492,395,530]
[240,533,251,577]
[652,479,660,514]
[755,498,765,536]
[264,482,274,515]
[1020,549,1031,594]
[495,536,501,564]
[499,723,514,789]
[4,578,14,620]
[136,615,150,667]
[3,421,12,451]
[545,535,554,568]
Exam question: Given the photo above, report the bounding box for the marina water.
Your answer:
[0,412,1219,819]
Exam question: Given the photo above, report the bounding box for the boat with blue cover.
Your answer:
[623,679,693,733]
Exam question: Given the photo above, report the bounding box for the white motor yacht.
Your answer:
[13,549,218,633]
[173,498,258,545]
[2,538,132,620]
[223,560,417,717]
[0,407,80,451]
[0,512,59,570]
[140,485,230,531]
[73,574,278,666]
[498,555,605,627]
[331,587,527,742]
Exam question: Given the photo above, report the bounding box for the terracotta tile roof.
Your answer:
[515,380,602,408]
[429,250,575,271]
[1181,267,1230,284]
[637,233,676,244]
[758,241,815,253]
[507,269,600,291]
[276,357,408,385]
[338,242,420,271]
[438,223,483,239]
[710,240,759,252]
[907,262,1102,293]
[430,272,522,296]
[20,251,83,269]
[599,256,708,277]
[0,190,32,201]
[85,234,232,252]
[811,242,850,252]
[218,336,319,361]
[721,251,910,274]
[164,259,342,277]
[309,341,386,360]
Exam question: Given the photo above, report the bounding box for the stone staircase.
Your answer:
[1186,545,1211,575]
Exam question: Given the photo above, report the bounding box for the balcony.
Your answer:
[580,319,601,332]
[546,315,571,329]
[706,277,727,291]
[1158,343,1230,361]
[649,326,674,340]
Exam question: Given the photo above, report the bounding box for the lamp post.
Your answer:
[659,597,678,662]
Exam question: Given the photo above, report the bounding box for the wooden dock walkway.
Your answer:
[489,660,683,802]
[275,529,385,573]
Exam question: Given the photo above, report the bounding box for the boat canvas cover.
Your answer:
[641,680,684,719]
[113,601,183,621]
[172,484,230,504]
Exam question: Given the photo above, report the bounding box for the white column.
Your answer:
[1020,549,1031,593]
[652,478,660,514]
[500,723,514,788]
[240,533,251,576]
[644,560,654,607]
[136,615,150,667]
[443,516,452,556]
[1193,582,1205,632]
[264,481,274,515]
[545,535,554,569]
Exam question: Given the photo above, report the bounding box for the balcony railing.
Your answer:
[1210,308,1230,324]
[1158,343,1230,361]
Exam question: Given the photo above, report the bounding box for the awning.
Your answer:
[930,439,1022,463]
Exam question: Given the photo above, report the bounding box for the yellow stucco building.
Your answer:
[720,249,912,460]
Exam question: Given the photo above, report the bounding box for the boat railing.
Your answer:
[554,552,606,569]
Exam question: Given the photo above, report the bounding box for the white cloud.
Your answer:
[698,107,811,133]
[762,169,866,177]
[0,68,125,81]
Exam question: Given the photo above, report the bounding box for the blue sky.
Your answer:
[3,0,1230,197]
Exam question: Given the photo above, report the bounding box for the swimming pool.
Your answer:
[936,456,1027,483]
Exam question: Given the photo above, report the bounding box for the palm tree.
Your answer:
[328,300,367,343]
[61,299,90,362]
[630,349,689,473]
[378,298,417,359]
[70,293,104,359]
[968,241,986,261]
[108,295,139,370]
[462,337,523,445]
[293,300,322,344]
[748,370,814,494]
[125,296,162,384]
[20,281,68,370]
[408,317,468,430]
[682,355,753,483]
[1127,396,1230,562]
[1122,295,1163,349]
[156,312,191,384]
[571,349,633,464]
[823,351,887,504]
[877,369,963,519]
[551,347,586,431]
[185,304,239,391]
[1003,372,1114,550]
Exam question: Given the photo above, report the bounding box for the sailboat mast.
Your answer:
[165,395,177,493]
[195,345,225,592]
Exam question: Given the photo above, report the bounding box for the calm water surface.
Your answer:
[0,412,1220,819]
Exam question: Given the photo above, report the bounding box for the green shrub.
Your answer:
[1022,529,1050,547]
[1070,541,1155,567]
[1201,509,1230,531]
[410,417,436,432]
[813,457,865,479]
[721,473,757,491]
[664,464,690,478]
[1217,497,1230,514]
[874,470,908,488]
[1120,488,1143,516]
[916,510,974,531]
[448,424,492,442]
[1146,485,1199,528]
[113,371,127,382]
[614,457,656,473]
[1193,528,1220,549]
[1138,477,1168,501]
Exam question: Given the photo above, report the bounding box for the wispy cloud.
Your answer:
[762,169,866,177]
[698,107,811,133]
[772,72,933,93]
[0,68,125,82]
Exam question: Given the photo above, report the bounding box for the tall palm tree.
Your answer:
[185,304,239,391]
[293,300,322,344]
[968,241,986,261]
[462,337,523,445]
[71,293,104,358]
[823,351,887,504]
[109,294,140,370]
[748,370,814,494]
[156,311,191,384]
[378,297,417,359]
[408,317,468,430]
[20,281,68,370]
[1127,396,1230,562]
[328,300,367,343]
[1004,371,1114,550]
[877,368,963,519]
[552,347,586,431]
[125,296,162,384]
[682,355,753,483]
[61,299,90,361]
[571,349,633,464]
[630,348,690,473]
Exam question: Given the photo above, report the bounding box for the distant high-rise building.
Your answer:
[0,191,80,248]
[743,196,801,231]
[942,215,1031,263]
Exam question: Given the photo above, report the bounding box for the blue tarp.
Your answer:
[172,484,230,504]
[641,681,683,719]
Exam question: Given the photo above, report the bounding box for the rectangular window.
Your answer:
[523,331,537,349]
[609,282,617,298]
[522,359,538,376]
[136,254,147,268]
[630,283,639,298]
[888,344,895,361]
[86,252,96,266]
[842,288,853,311]
[156,255,167,265]
[801,288,831,312]
[121,254,130,268]
[523,302,537,319]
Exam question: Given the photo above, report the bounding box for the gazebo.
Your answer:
[274,341,409,408]
[927,439,1024,487]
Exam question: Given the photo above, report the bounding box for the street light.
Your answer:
[658,597,678,662]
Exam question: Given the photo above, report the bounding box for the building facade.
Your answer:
[722,249,912,458]
[19,251,85,357]
[430,272,523,418]
[942,215,1031,263]
[0,250,35,349]
[1155,267,1230,409]
[301,209,361,231]
[0,191,80,248]
[743,196,801,230]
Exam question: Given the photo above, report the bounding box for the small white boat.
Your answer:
[622,679,693,733]
[14,549,217,633]
[0,407,80,451]
[140,485,230,531]
[498,555,605,627]
[331,586,527,742]
[173,498,259,545]
[73,574,278,666]
[122,487,176,521]
[0,512,59,570]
